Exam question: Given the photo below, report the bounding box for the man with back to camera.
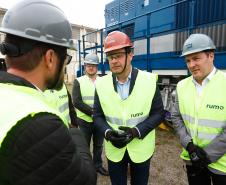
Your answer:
[93,31,165,185]
[0,0,96,184]
[171,33,226,185]
[72,53,109,176]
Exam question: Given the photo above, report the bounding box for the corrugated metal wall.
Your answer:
[193,24,226,51]
[175,0,189,29]
[194,0,226,25]
[105,0,226,53]
[175,31,189,52]
[174,0,226,52]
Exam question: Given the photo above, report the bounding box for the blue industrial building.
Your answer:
[104,0,226,73]
[79,0,226,113]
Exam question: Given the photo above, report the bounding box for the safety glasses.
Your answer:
[65,54,72,65]
[106,52,126,61]
[53,48,72,65]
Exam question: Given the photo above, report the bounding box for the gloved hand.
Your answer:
[118,126,139,143]
[105,129,128,148]
[186,142,211,169]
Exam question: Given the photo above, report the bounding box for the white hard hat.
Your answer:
[181,33,216,56]
[84,53,99,65]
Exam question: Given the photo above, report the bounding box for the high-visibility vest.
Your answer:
[177,70,226,172]
[95,70,157,163]
[76,75,98,123]
[44,84,70,125]
[0,83,67,146]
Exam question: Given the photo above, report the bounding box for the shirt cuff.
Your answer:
[104,129,111,138]
[134,127,141,138]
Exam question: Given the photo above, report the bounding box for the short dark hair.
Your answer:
[125,47,134,54]
[4,34,66,71]
[203,49,215,54]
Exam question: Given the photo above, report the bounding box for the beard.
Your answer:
[46,65,64,90]
[52,75,64,90]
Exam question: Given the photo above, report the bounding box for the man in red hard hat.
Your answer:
[93,30,164,185]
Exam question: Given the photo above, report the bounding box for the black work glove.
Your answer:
[105,129,128,148]
[186,142,211,169]
[118,126,139,143]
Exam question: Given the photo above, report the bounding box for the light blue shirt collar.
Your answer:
[116,71,132,100]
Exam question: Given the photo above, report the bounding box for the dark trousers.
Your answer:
[78,118,104,169]
[108,150,150,185]
[186,165,226,185]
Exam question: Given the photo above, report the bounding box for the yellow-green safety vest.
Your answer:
[0,83,67,147]
[44,84,70,125]
[95,70,157,163]
[177,70,226,173]
[76,75,98,123]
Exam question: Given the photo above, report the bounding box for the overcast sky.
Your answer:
[0,0,113,29]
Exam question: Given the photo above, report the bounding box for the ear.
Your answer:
[44,49,55,69]
[128,51,134,60]
[209,52,214,60]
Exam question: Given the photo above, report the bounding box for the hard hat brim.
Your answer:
[181,46,216,57]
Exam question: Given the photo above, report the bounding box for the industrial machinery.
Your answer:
[79,0,226,123]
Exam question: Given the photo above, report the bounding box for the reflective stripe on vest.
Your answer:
[76,75,97,122]
[106,115,148,127]
[44,84,70,125]
[96,70,157,163]
[0,83,67,146]
[177,70,226,172]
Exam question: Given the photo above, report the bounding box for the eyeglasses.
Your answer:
[53,48,72,65]
[106,52,126,61]
[65,54,72,65]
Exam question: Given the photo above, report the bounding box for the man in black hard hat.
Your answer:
[0,0,96,184]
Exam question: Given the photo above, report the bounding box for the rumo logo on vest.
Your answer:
[131,112,143,118]
[206,104,224,110]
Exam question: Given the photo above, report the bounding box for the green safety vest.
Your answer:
[44,84,70,125]
[0,83,67,146]
[177,70,226,172]
[76,75,98,123]
[96,70,157,163]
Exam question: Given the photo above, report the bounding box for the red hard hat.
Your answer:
[104,31,133,53]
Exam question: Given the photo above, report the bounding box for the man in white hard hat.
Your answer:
[72,53,109,176]
[172,33,226,185]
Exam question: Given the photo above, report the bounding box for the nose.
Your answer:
[110,57,118,63]
[187,60,196,69]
